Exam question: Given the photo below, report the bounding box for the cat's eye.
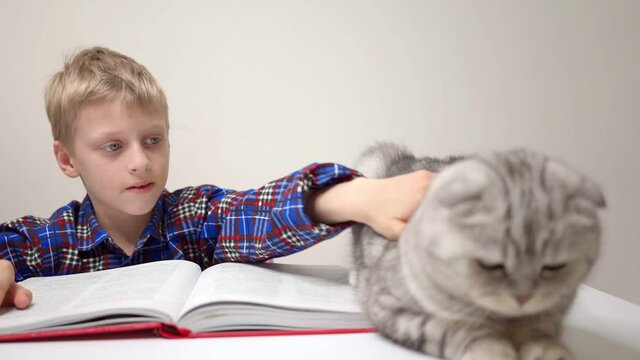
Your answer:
[542,263,567,272]
[476,260,505,272]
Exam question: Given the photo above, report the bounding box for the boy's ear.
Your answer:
[53,140,80,178]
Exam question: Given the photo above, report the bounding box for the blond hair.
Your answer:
[45,46,169,144]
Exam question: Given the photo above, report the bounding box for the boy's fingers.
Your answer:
[379,219,406,241]
[0,259,14,307]
[9,284,33,309]
[0,259,31,309]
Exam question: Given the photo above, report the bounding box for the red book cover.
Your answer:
[0,322,376,342]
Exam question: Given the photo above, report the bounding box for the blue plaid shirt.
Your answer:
[0,163,360,282]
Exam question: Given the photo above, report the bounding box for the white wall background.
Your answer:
[1,0,638,305]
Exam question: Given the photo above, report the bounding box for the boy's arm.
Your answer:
[0,259,32,308]
[194,163,433,264]
[304,170,434,241]
[0,225,40,309]
[194,163,362,264]
[0,223,39,309]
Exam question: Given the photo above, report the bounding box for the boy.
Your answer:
[0,47,432,310]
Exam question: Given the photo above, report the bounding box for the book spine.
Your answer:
[157,323,193,339]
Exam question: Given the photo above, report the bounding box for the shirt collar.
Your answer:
[76,194,165,252]
[140,197,165,245]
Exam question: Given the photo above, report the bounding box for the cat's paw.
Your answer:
[519,339,573,360]
[460,338,518,360]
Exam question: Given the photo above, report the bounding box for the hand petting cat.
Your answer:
[305,169,434,241]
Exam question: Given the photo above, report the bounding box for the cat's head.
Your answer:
[398,149,605,317]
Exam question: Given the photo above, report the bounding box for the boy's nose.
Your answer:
[128,146,151,173]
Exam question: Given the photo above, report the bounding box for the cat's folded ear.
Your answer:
[575,178,606,208]
[431,161,505,222]
[545,160,606,209]
[434,171,486,208]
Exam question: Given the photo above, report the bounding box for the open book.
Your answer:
[0,260,374,341]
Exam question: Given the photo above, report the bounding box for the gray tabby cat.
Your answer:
[351,142,605,360]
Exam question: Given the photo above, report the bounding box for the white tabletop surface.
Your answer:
[2,285,639,360]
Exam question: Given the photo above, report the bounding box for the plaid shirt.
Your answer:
[0,163,360,282]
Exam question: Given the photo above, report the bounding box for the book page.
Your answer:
[179,262,361,321]
[0,260,201,334]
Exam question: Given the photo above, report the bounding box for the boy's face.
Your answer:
[55,100,169,219]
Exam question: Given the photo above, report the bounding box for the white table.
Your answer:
[2,286,639,360]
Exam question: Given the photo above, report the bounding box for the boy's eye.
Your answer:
[145,136,161,145]
[101,143,122,152]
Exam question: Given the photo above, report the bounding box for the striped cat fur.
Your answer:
[351,142,605,360]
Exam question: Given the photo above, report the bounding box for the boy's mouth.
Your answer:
[127,182,154,193]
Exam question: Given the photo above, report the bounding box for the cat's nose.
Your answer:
[514,295,530,305]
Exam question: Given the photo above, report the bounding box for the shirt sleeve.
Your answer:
[0,216,50,282]
[192,163,362,264]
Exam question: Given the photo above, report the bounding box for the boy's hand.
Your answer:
[0,259,32,309]
[306,170,434,240]
[353,170,433,240]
